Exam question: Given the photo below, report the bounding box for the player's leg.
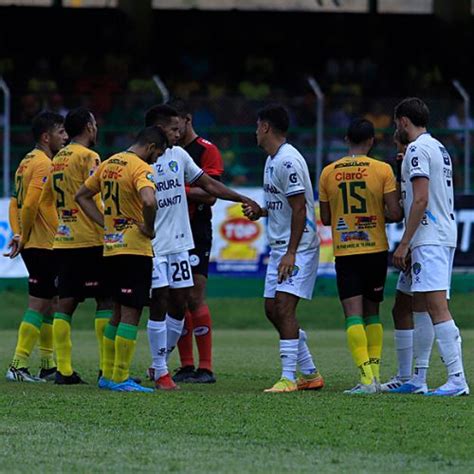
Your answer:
[7,249,51,382]
[110,255,153,393]
[94,293,113,379]
[422,247,468,396]
[263,248,322,393]
[37,298,57,381]
[361,252,388,385]
[99,302,121,388]
[336,254,376,394]
[380,289,413,392]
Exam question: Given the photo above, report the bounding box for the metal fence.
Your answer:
[1,83,473,195]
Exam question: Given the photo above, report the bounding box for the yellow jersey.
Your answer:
[13,149,57,250]
[84,151,155,257]
[319,155,396,257]
[47,142,103,248]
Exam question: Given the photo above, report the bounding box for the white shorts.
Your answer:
[396,271,412,296]
[410,245,455,297]
[151,251,194,290]
[264,247,319,300]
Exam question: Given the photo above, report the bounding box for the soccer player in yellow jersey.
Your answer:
[76,126,167,392]
[4,112,68,382]
[44,107,112,384]
[319,118,402,394]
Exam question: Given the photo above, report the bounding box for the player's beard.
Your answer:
[397,127,410,145]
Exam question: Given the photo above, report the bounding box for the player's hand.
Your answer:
[242,198,262,221]
[3,234,21,259]
[404,250,412,275]
[278,252,296,284]
[138,223,155,239]
[393,242,410,271]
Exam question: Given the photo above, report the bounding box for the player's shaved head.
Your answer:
[346,118,375,144]
[144,104,179,127]
[32,111,64,142]
[257,104,289,135]
[394,97,430,127]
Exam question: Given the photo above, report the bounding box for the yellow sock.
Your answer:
[102,323,117,380]
[112,323,138,383]
[365,315,383,382]
[345,315,374,385]
[95,310,112,372]
[53,313,73,376]
[11,309,42,369]
[39,314,55,370]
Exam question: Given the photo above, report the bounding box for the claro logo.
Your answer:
[220,217,261,243]
[335,168,368,181]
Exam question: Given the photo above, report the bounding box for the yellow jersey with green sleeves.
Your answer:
[50,142,103,248]
[85,151,155,257]
[319,156,396,257]
[13,148,57,249]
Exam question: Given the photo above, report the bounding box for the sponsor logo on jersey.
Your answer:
[102,168,123,180]
[289,173,298,184]
[340,231,370,242]
[157,195,182,208]
[356,215,377,229]
[266,200,283,210]
[109,158,128,166]
[189,254,200,267]
[105,232,124,244]
[113,217,135,231]
[42,176,48,183]
[264,183,279,194]
[409,145,417,153]
[336,217,348,230]
[169,160,179,173]
[283,161,293,169]
[335,168,368,181]
[335,161,370,169]
[440,146,451,166]
[411,157,419,167]
[61,209,79,219]
[57,225,71,237]
[155,178,182,192]
[291,265,300,277]
[146,172,154,182]
[413,262,422,275]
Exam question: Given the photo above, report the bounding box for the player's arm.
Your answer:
[4,197,21,258]
[75,184,105,228]
[75,166,104,227]
[278,192,307,283]
[139,187,157,239]
[393,177,428,270]
[194,173,260,213]
[319,201,331,226]
[384,191,403,223]
[186,145,224,206]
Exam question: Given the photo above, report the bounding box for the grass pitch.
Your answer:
[1,324,473,473]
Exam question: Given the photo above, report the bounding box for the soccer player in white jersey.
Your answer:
[243,104,324,393]
[392,97,469,396]
[144,105,260,390]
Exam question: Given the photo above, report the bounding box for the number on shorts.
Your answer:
[171,261,191,282]
[338,181,367,214]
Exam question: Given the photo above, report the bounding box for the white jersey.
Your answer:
[263,143,319,252]
[152,146,203,255]
[401,133,457,249]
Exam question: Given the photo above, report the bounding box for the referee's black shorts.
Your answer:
[21,248,58,299]
[105,255,152,310]
[189,220,212,278]
[55,246,107,300]
[335,251,388,303]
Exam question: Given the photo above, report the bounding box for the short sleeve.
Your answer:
[84,151,101,180]
[319,167,329,201]
[405,143,430,180]
[382,163,397,194]
[84,162,103,194]
[30,159,51,190]
[276,158,306,197]
[182,149,204,184]
[133,162,155,193]
[201,143,224,177]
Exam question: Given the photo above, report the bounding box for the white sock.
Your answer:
[147,319,167,378]
[434,320,465,382]
[297,329,317,375]
[394,329,413,380]
[166,315,184,361]
[412,311,434,384]
[280,339,298,382]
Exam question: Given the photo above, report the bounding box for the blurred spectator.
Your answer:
[447,102,474,141]
[18,94,41,125]
[46,93,69,117]
[219,134,249,186]
[27,58,58,96]
[364,100,391,141]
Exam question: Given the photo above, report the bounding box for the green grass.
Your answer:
[1,328,473,472]
[1,291,474,330]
